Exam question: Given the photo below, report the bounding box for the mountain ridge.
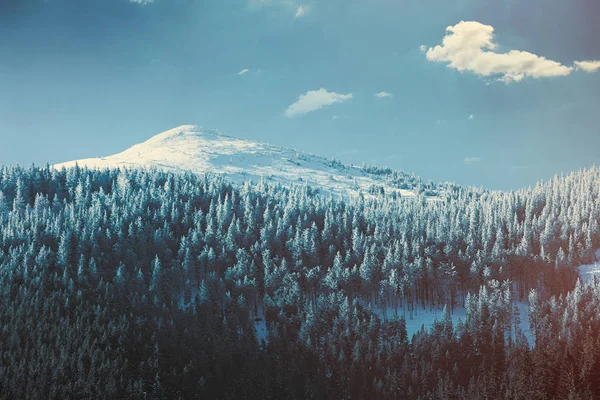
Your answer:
[54,124,441,199]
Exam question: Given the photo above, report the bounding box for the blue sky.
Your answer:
[1,0,599,190]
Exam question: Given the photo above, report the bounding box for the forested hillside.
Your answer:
[1,165,600,399]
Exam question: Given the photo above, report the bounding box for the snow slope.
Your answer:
[54,125,425,199]
[578,249,600,283]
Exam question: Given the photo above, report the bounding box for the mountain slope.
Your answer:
[54,125,430,199]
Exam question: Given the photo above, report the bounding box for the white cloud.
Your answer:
[375,91,393,98]
[468,114,475,120]
[130,0,153,4]
[419,45,427,52]
[574,60,600,73]
[464,157,482,165]
[238,69,250,76]
[295,5,310,18]
[425,21,574,83]
[285,88,353,118]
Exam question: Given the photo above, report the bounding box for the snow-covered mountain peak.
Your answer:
[143,124,201,143]
[54,125,428,199]
[133,125,231,148]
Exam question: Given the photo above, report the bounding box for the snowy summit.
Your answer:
[54,125,421,199]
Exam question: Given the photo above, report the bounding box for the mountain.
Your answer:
[54,124,438,199]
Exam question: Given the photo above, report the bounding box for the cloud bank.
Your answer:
[424,21,600,83]
[285,88,352,118]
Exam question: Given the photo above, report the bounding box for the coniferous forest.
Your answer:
[2,164,600,399]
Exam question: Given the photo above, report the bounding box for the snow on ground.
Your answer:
[372,302,534,344]
[254,315,268,345]
[358,251,600,346]
[368,304,465,338]
[578,249,600,283]
[512,248,600,346]
[513,301,534,345]
[53,125,427,200]
[403,306,465,338]
[179,288,268,344]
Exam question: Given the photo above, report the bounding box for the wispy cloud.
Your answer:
[295,5,310,18]
[574,60,600,73]
[130,0,153,4]
[463,157,482,165]
[285,88,353,118]
[250,0,312,19]
[419,45,427,52]
[424,21,582,83]
[375,91,393,98]
[238,69,250,76]
[468,114,475,120]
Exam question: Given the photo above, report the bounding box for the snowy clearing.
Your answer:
[578,249,600,283]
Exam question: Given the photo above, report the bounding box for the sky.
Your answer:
[1,0,599,191]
